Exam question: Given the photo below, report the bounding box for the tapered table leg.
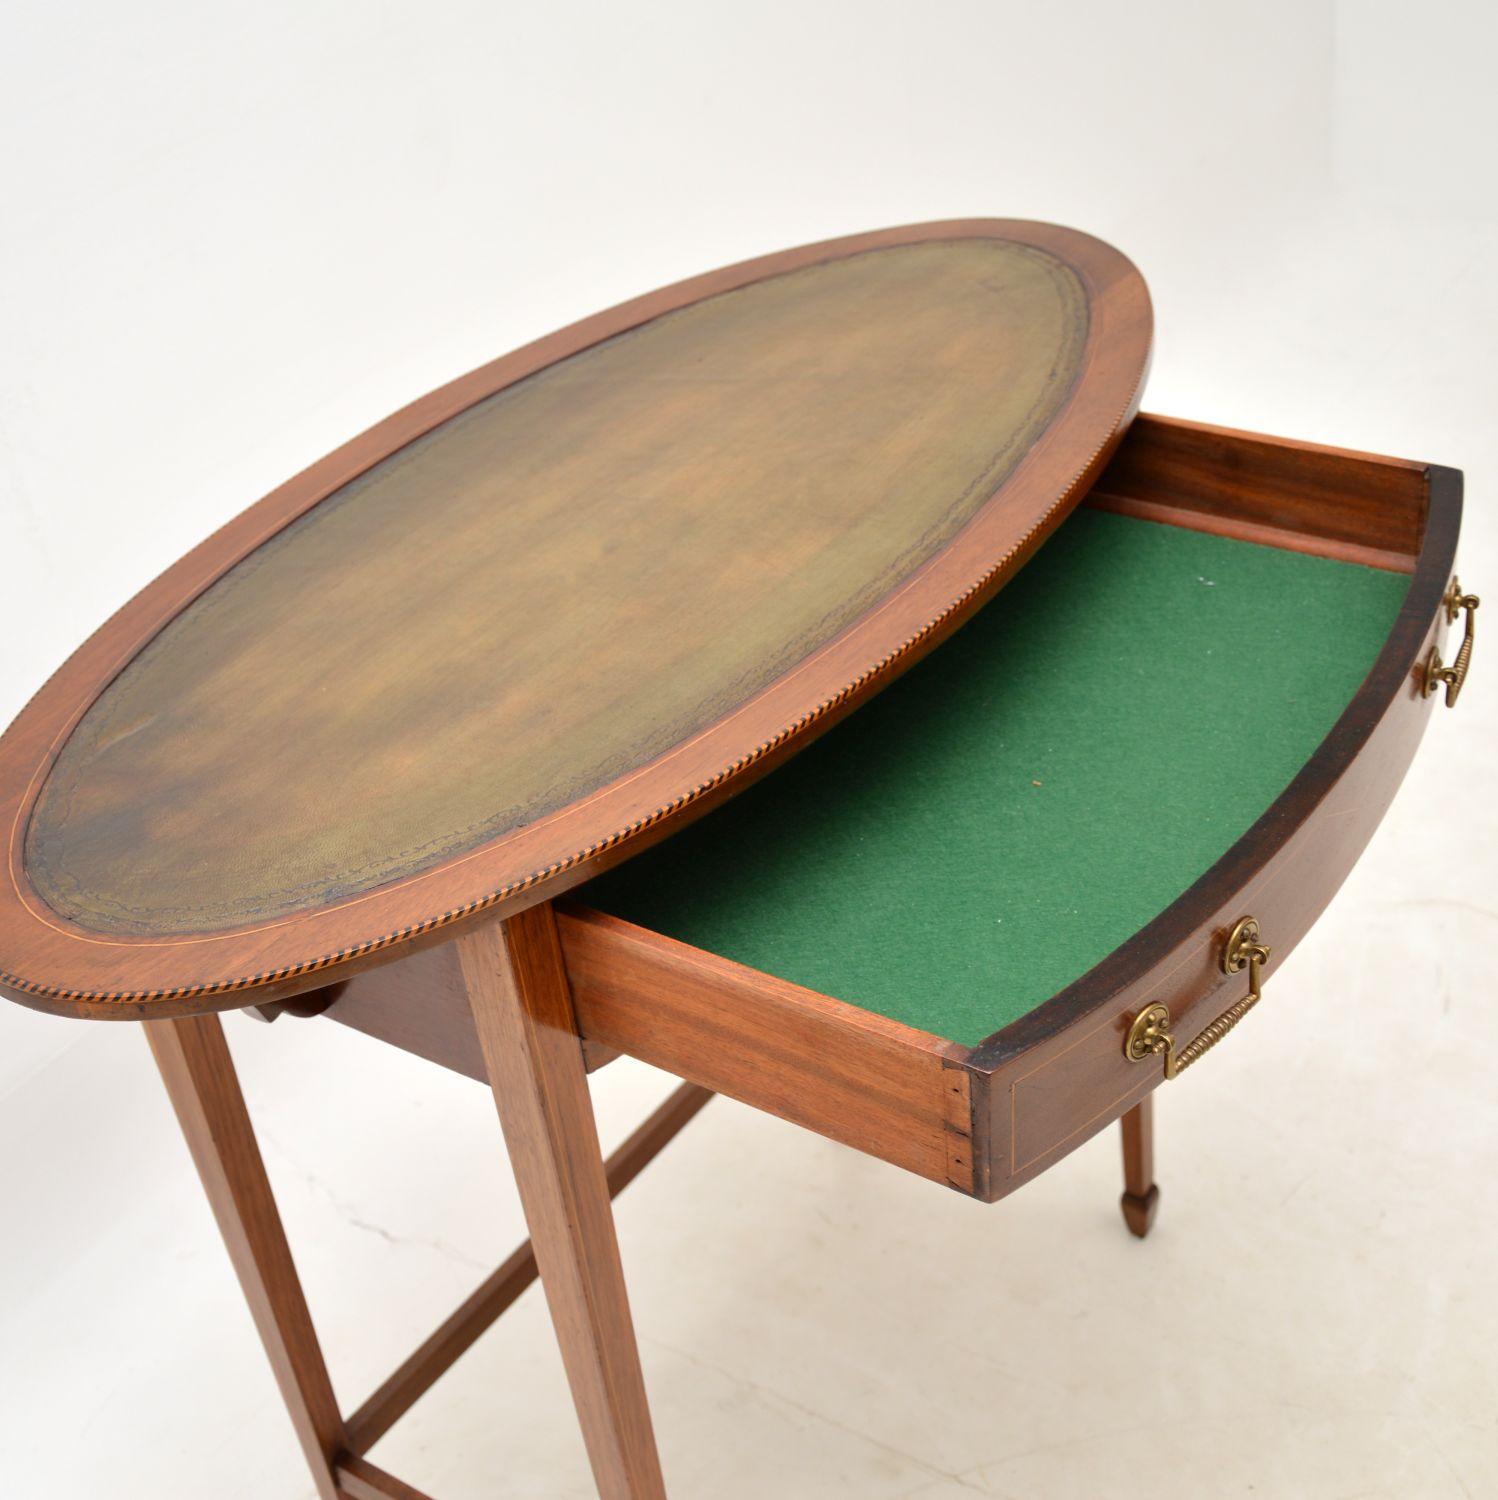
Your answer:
[458,904,668,1500]
[1119,1095,1160,1238]
[146,1014,346,1500]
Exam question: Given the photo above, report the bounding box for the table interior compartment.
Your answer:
[578,500,1411,1047]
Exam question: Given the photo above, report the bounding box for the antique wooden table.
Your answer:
[0,221,1475,1499]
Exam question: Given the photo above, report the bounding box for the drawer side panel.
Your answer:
[559,906,969,1192]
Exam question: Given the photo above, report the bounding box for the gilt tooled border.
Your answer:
[1,337,1149,1008]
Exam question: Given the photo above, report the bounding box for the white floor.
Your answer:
[3,8,1497,1496]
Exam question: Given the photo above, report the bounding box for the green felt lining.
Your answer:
[578,509,1409,1046]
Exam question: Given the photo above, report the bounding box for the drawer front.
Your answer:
[972,513,1459,1201]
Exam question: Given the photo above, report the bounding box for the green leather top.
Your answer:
[580,509,1409,1046]
[24,240,1087,937]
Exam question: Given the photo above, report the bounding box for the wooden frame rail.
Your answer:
[150,999,711,1500]
[336,1454,440,1500]
[342,1080,712,1456]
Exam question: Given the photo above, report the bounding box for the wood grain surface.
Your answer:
[146,1014,347,1499]
[548,423,1460,1201]
[459,906,667,1499]
[559,902,970,1191]
[961,457,1460,1201]
[0,219,1151,1016]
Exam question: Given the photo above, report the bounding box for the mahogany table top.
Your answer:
[0,220,1150,1017]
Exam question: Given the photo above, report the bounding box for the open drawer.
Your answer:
[318,413,1466,1203]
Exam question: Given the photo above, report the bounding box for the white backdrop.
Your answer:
[2,4,1494,1497]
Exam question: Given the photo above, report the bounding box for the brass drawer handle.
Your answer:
[1124,916,1270,1079]
[1422,577,1479,707]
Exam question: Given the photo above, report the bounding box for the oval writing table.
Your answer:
[0,221,1474,1500]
